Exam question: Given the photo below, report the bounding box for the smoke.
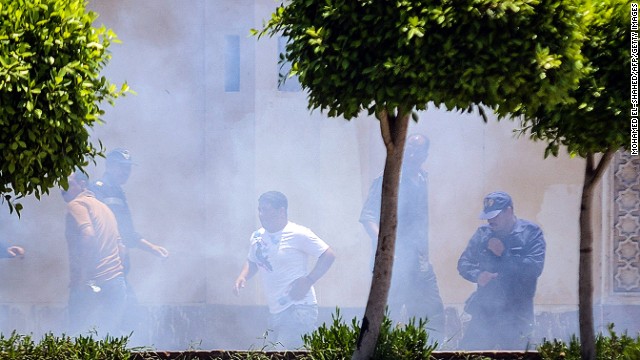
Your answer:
[0,0,634,352]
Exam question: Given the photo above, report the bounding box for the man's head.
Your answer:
[479,191,516,235]
[105,148,133,185]
[258,191,288,233]
[403,133,430,172]
[61,171,89,203]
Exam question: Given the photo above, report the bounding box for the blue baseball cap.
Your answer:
[479,191,513,220]
[106,148,134,165]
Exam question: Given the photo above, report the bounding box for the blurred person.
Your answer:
[233,191,336,349]
[359,133,445,344]
[457,191,546,350]
[62,171,126,336]
[90,148,169,338]
[90,148,169,268]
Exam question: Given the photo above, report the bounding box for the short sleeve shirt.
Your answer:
[247,221,329,314]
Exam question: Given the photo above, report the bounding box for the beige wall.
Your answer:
[1,0,636,346]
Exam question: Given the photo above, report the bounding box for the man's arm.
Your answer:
[233,260,258,296]
[306,247,336,283]
[457,229,487,284]
[500,225,546,279]
[140,238,170,258]
[288,247,336,300]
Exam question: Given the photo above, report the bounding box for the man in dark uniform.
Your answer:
[91,149,169,267]
[457,191,546,350]
[359,133,445,344]
[90,149,169,336]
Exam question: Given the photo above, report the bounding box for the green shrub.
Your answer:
[0,331,133,359]
[302,308,436,360]
[538,324,640,360]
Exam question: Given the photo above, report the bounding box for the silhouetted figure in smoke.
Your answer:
[359,133,445,344]
[233,191,336,349]
[90,149,169,337]
[457,191,546,350]
[61,171,126,336]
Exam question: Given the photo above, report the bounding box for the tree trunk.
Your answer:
[578,150,615,360]
[578,155,596,360]
[352,109,410,360]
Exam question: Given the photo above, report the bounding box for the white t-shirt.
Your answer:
[247,221,329,314]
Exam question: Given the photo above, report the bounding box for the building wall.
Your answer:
[0,0,637,351]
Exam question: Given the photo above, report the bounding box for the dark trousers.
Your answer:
[387,263,445,345]
[460,309,534,350]
[68,277,127,337]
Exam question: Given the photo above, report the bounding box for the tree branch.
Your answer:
[378,108,396,154]
[591,148,616,185]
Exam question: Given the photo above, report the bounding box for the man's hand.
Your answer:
[233,261,257,297]
[487,237,505,256]
[141,239,169,258]
[151,244,169,258]
[233,276,247,296]
[477,271,498,287]
[7,246,24,258]
[287,276,314,300]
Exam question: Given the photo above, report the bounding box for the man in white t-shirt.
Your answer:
[234,191,336,349]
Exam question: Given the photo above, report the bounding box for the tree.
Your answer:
[515,1,630,359]
[0,0,128,214]
[255,1,585,358]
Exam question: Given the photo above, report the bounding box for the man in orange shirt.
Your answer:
[62,171,126,337]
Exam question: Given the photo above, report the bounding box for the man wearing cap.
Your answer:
[90,148,169,336]
[91,148,169,264]
[457,191,546,350]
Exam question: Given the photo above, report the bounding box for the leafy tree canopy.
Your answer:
[520,0,631,158]
[512,4,632,358]
[0,0,128,213]
[256,0,586,120]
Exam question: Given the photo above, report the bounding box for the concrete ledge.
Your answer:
[130,350,542,360]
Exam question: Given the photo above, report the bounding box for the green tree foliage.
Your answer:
[520,0,630,157]
[255,1,586,358]
[515,2,630,359]
[257,0,585,120]
[0,0,128,213]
